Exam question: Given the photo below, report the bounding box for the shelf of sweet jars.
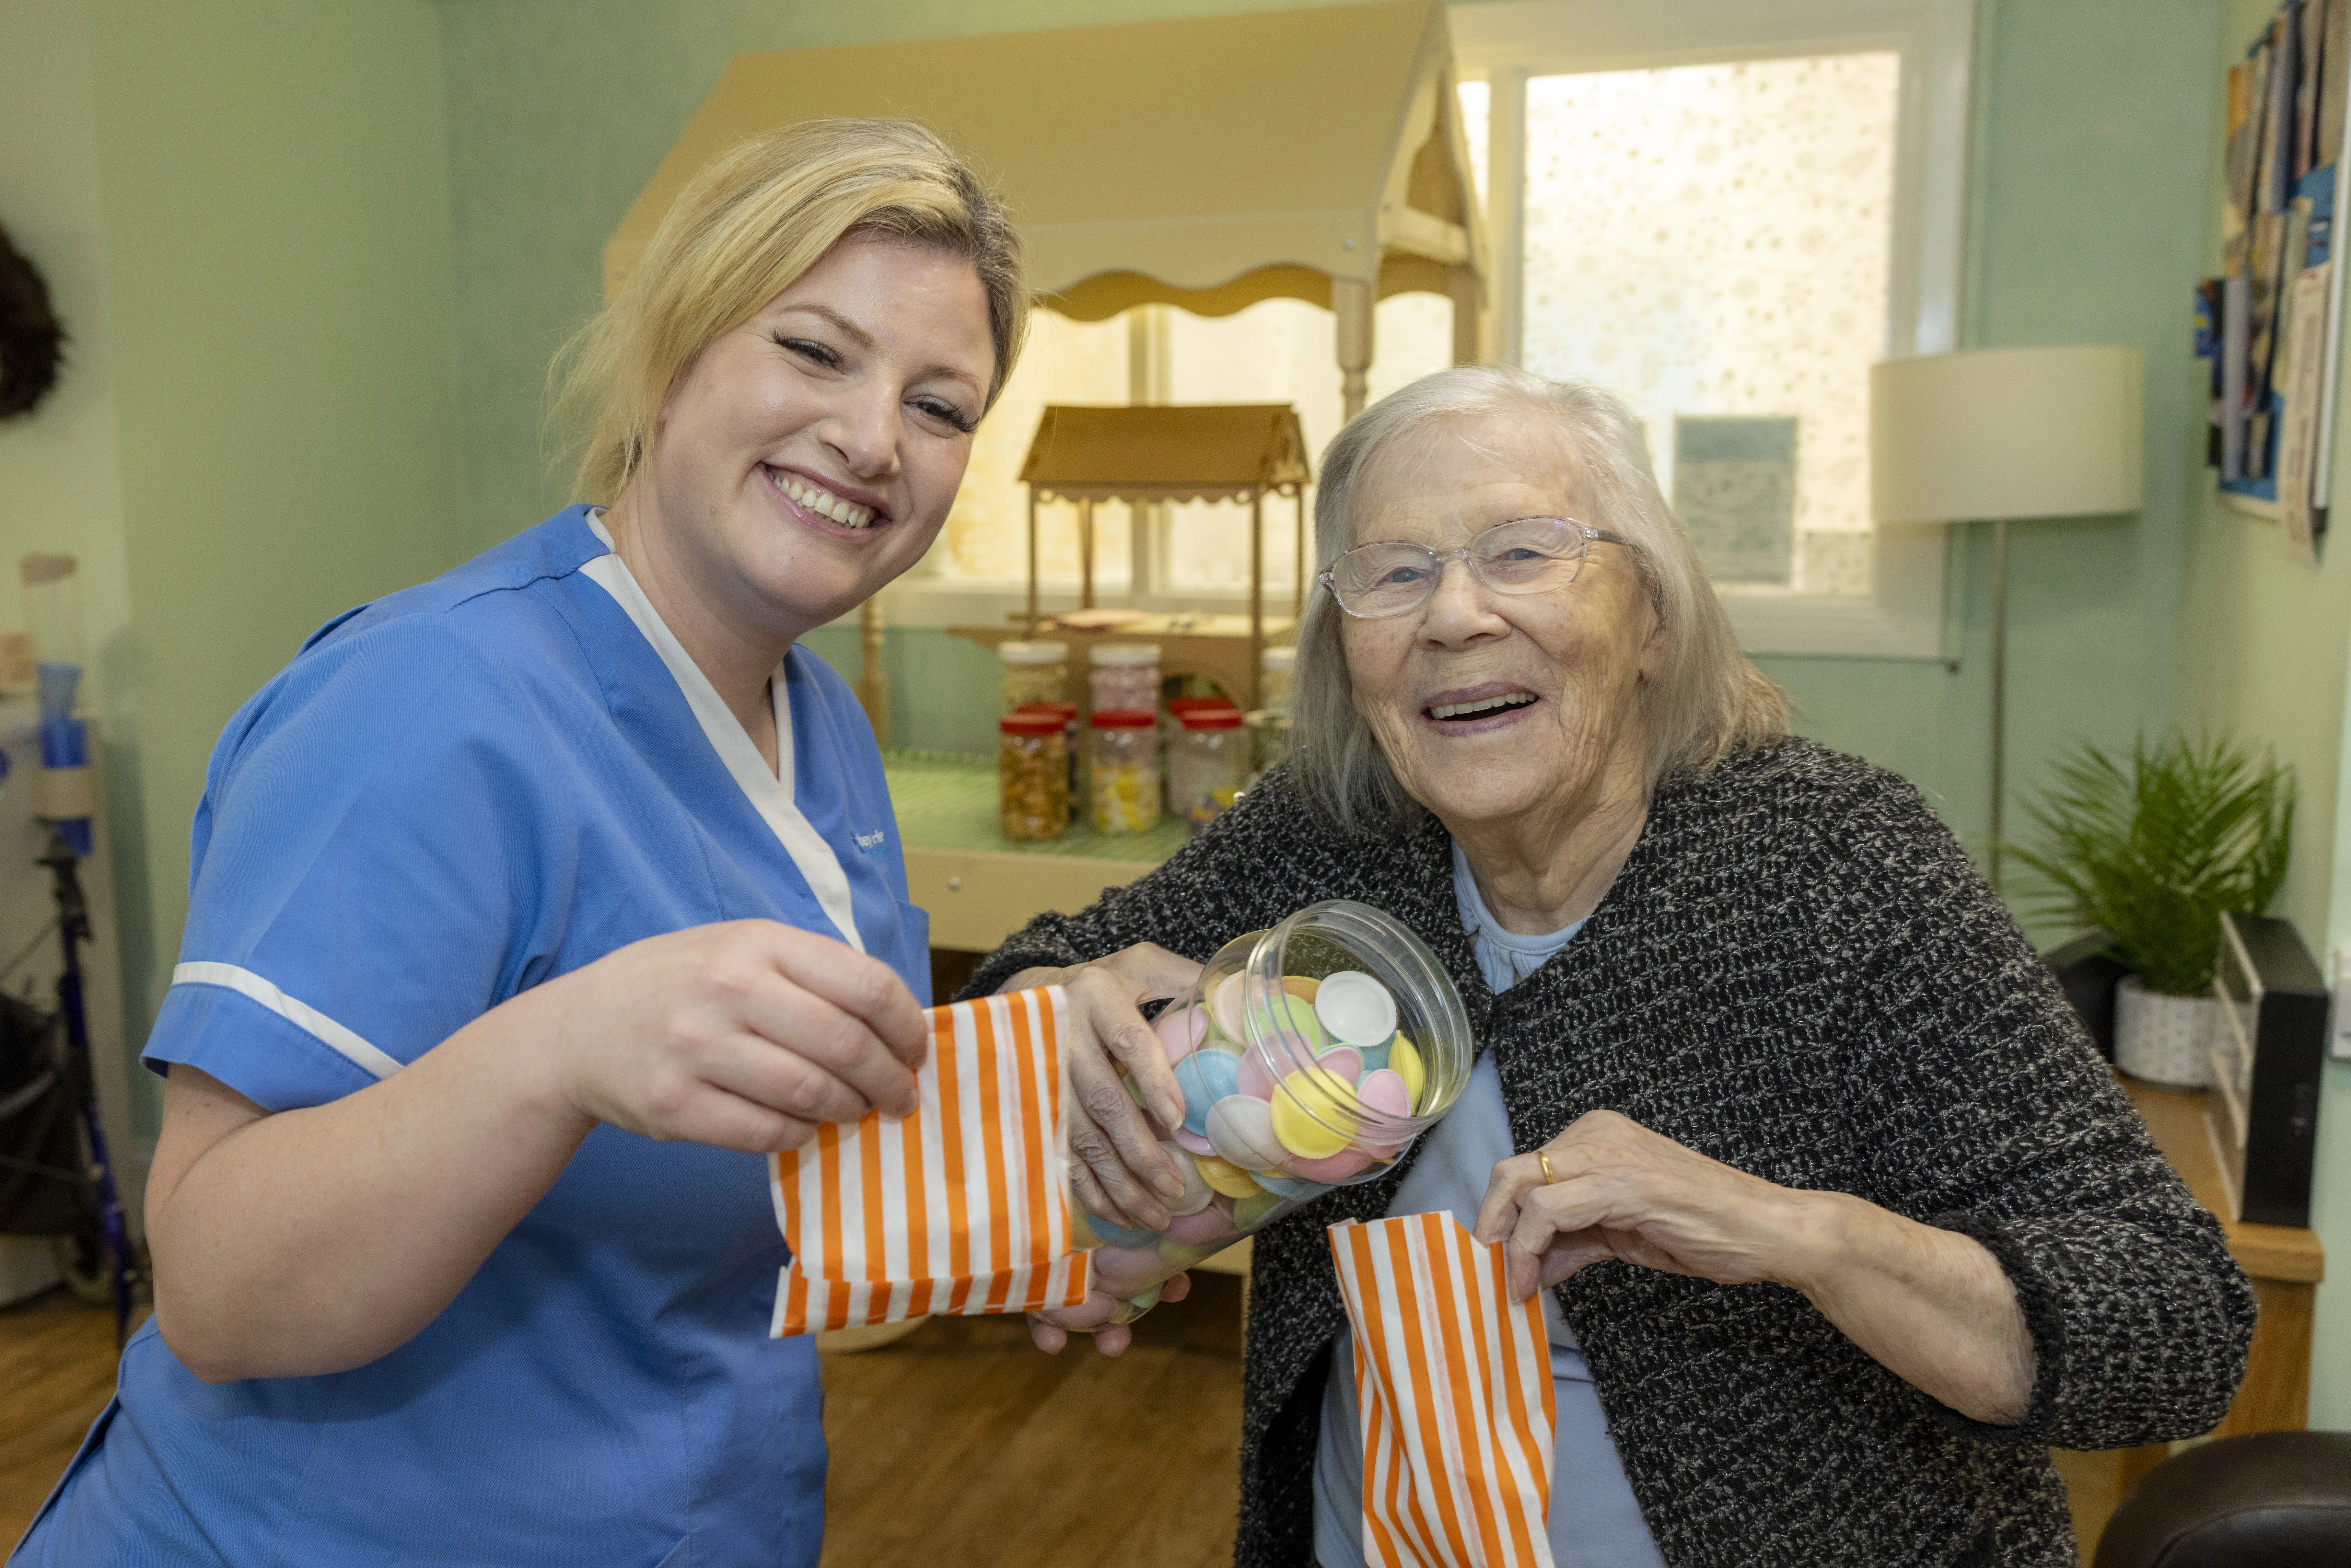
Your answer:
[949,614,1296,714]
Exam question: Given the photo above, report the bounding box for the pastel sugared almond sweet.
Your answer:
[1314,970,1398,1047]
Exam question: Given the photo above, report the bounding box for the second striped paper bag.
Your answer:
[1330,1212,1559,1568]
[768,986,1092,1336]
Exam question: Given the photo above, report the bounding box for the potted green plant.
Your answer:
[2008,732,2294,1087]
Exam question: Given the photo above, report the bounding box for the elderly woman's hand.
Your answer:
[1001,943,1200,1231]
[1473,1109,1811,1300]
[999,943,1203,1360]
[1476,1109,2038,1425]
[1023,1268,1193,1358]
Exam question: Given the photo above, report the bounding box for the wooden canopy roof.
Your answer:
[1019,404,1310,505]
[602,1,1484,324]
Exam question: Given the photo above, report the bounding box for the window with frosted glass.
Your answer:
[1520,53,1900,598]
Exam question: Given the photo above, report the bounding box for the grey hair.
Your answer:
[1289,365,1788,836]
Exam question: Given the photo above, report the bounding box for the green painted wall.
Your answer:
[2173,0,2351,1438]
[81,0,466,1127]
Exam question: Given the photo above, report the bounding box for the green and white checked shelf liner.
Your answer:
[882,748,1191,863]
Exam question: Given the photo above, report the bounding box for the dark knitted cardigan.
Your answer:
[967,739,2254,1567]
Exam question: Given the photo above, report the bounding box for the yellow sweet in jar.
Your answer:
[1271,1067,1357,1159]
[1388,1033,1425,1108]
[1089,758,1159,833]
[998,720,1068,841]
[1193,1154,1263,1199]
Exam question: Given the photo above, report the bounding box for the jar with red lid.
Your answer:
[1013,700,1080,804]
[1087,709,1160,834]
[1170,705,1246,835]
[998,712,1069,841]
[1165,695,1237,808]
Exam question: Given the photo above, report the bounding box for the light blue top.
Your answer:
[1311,844,1665,1568]
[13,509,928,1568]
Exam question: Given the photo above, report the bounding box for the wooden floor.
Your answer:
[0,1287,122,1547]
[820,1272,1245,1568]
[0,1277,1246,1565]
[4,1274,2137,1564]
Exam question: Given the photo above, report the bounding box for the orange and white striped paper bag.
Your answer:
[769,986,1092,1336]
[1330,1212,1559,1568]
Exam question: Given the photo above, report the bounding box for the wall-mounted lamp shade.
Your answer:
[1870,345,2145,524]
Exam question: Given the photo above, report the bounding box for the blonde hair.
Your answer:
[554,118,1027,504]
[1291,366,1788,835]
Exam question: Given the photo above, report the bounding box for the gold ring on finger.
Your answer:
[1538,1151,1557,1185]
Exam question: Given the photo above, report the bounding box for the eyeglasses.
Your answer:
[1318,517,1628,619]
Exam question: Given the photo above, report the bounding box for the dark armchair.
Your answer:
[2092,1432,2351,1567]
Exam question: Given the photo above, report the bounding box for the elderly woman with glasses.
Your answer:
[972,366,2251,1568]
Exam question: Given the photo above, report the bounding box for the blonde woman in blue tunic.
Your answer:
[13,120,1028,1568]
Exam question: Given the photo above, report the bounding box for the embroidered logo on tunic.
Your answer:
[854,828,888,854]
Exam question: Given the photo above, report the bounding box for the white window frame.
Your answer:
[1453,0,1975,660]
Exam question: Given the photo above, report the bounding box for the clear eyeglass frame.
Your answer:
[1316,517,1630,620]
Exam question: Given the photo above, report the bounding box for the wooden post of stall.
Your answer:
[1449,263,1483,367]
[1335,277,1375,420]
[1079,498,1096,610]
[856,597,890,746]
[1025,490,1041,636]
[1249,487,1265,708]
[1293,487,1307,619]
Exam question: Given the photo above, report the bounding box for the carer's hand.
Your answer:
[1473,1109,1815,1302]
[530,920,929,1154]
[1001,943,1202,1233]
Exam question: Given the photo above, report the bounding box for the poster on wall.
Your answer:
[2200,0,2351,554]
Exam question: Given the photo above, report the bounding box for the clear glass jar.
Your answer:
[1171,707,1247,835]
[1258,644,1296,714]
[998,713,1069,841]
[1244,708,1291,787]
[1013,700,1080,805]
[1087,643,1160,715]
[1167,694,1242,737]
[998,640,1068,713]
[1164,695,1239,809]
[1066,900,1472,1324]
[1087,709,1160,834]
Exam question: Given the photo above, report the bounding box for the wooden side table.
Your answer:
[2107,1074,2325,1486]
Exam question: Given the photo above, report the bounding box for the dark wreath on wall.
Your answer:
[0,223,67,420]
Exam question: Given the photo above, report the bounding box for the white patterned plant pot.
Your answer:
[2113,976,2215,1088]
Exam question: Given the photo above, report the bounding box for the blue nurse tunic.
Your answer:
[12,507,926,1568]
